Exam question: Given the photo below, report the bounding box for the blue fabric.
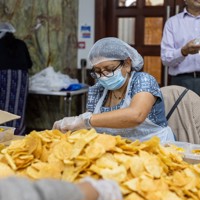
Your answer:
[87,72,167,127]
[0,69,29,135]
[61,83,84,91]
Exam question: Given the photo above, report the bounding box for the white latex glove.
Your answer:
[52,112,92,132]
[81,177,122,200]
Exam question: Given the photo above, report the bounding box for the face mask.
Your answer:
[98,68,127,90]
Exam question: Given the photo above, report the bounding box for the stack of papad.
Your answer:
[0,128,199,200]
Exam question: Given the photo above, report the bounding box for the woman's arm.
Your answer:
[90,91,156,128]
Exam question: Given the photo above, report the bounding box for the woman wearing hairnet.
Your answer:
[0,22,32,135]
[53,37,175,143]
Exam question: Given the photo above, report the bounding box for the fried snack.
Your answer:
[192,149,200,155]
[0,129,199,200]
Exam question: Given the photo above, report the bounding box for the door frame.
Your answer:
[95,0,186,86]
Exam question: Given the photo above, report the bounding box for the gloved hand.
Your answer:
[81,177,123,200]
[52,112,92,133]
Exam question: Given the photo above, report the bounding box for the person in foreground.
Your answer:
[161,0,200,95]
[0,176,122,200]
[53,37,175,143]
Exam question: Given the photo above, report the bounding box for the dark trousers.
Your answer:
[170,73,200,95]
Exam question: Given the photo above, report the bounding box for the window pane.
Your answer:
[144,56,161,84]
[118,17,135,44]
[145,0,164,6]
[118,0,137,7]
[144,17,163,45]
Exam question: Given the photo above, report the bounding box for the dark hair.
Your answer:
[1,32,17,55]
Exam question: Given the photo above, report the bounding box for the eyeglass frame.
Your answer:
[90,60,125,79]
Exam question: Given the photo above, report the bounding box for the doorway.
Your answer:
[95,0,185,86]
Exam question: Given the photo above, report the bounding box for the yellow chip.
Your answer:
[0,144,5,152]
[4,152,17,170]
[139,175,157,192]
[0,162,15,177]
[94,134,116,151]
[75,156,90,171]
[140,151,163,178]
[53,140,72,160]
[27,162,61,180]
[48,153,65,171]
[100,165,127,182]
[123,178,140,192]
[61,165,80,182]
[119,184,132,195]
[114,153,132,169]
[89,164,103,175]
[124,192,144,200]
[68,129,89,142]
[70,138,87,159]
[85,143,105,159]
[95,153,118,169]
[83,128,98,143]
[160,191,182,200]
[40,145,51,162]
[129,156,145,177]
[192,149,200,154]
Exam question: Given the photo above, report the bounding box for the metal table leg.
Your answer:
[67,96,72,116]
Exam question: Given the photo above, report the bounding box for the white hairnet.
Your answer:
[0,22,16,33]
[88,37,144,71]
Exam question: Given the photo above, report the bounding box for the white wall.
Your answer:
[77,0,95,69]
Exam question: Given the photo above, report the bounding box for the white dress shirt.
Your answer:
[161,8,200,76]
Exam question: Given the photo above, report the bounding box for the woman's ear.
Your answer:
[125,57,132,73]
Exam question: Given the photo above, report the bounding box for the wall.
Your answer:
[77,0,95,69]
[0,0,78,76]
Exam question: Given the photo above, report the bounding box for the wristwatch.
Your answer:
[81,112,92,129]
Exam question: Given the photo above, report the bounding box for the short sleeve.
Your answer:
[130,72,162,99]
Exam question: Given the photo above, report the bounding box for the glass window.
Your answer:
[145,0,164,6]
[144,17,163,45]
[118,0,137,7]
[118,17,135,44]
[144,56,162,84]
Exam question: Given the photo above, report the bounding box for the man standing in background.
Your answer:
[161,0,200,95]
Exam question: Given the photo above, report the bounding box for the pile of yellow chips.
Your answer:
[0,128,200,200]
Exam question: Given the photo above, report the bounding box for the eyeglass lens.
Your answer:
[90,60,124,79]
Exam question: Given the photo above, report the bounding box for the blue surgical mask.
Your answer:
[98,68,127,90]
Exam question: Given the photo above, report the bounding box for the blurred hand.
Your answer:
[52,112,92,132]
[81,177,123,200]
[181,38,200,56]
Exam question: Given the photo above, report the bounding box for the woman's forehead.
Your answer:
[94,60,119,68]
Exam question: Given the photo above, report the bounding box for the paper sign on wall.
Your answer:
[78,41,86,49]
[81,25,91,38]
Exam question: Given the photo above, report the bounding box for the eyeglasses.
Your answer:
[90,60,124,79]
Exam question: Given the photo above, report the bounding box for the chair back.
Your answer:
[161,85,200,144]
